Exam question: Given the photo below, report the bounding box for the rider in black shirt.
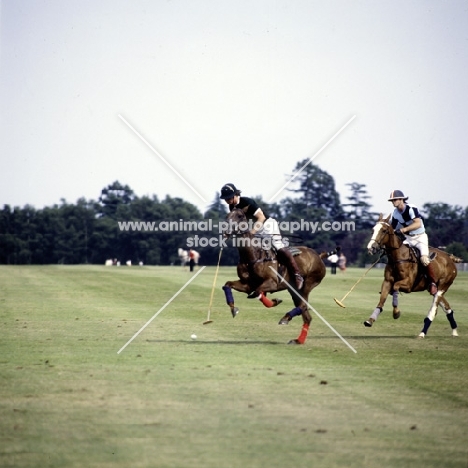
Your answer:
[219,183,304,290]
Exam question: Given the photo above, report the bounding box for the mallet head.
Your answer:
[334,298,346,308]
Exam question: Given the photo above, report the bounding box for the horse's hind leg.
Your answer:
[282,288,313,345]
[282,307,311,345]
[439,295,459,337]
[418,292,442,338]
[278,305,302,325]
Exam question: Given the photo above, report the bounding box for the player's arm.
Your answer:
[251,208,266,234]
[401,217,422,234]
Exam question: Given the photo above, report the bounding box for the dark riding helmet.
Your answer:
[220,183,241,200]
[388,190,408,201]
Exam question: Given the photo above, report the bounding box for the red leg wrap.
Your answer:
[258,292,274,308]
[297,323,310,344]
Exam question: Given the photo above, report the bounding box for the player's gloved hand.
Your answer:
[394,229,405,241]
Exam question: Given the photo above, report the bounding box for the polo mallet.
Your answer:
[203,247,223,324]
[334,257,382,308]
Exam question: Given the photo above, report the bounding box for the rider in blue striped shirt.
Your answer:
[388,190,437,295]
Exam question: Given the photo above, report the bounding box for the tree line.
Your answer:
[1,161,467,266]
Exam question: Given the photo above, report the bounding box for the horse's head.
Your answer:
[223,207,250,237]
[367,214,394,255]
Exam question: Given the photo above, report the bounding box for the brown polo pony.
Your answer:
[221,207,330,345]
[365,214,461,337]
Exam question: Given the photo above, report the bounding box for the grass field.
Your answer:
[1,264,467,468]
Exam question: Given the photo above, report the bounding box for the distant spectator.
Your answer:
[338,252,347,272]
[328,252,339,275]
[189,249,200,272]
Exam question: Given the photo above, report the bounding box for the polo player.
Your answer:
[388,190,438,295]
[219,183,304,290]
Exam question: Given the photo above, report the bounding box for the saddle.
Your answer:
[244,246,301,297]
[397,242,437,289]
[277,246,301,279]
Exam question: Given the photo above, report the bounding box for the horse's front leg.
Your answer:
[364,278,392,327]
[223,281,251,317]
[253,277,283,308]
[391,277,416,320]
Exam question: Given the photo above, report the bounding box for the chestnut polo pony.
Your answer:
[221,207,332,345]
[365,214,461,337]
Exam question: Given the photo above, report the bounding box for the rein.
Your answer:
[373,221,417,264]
[224,212,278,267]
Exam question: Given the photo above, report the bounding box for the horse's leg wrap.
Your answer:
[370,307,382,321]
[364,306,383,327]
[222,285,234,306]
[258,292,274,308]
[297,323,310,344]
[287,306,303,319]
[279,306,302,325]
[392,291,399,308]
[446,311,458,330]
[421,317,432,335]
[223,285,239,318]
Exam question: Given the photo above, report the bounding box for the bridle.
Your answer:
[223,209,252,237]
[224,209,276,266]
[369,221,389,253]
[369,221,417,264]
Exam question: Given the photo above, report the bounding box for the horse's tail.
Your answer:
[449,254,463,263]
[319,246,341,260]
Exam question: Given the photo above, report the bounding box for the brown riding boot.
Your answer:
[279,248,304,290]
[426,262,438,295]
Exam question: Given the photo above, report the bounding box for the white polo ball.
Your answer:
[191,334,197,340]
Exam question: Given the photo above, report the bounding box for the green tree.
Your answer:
[204,192,228,220]
[445,242,468,261]
[287,160,344,219]
[279,161,344,250]
[98,181,135,219]
[422,203,466,248]
[343,182,378,230]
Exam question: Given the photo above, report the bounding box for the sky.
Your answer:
[1,0,468,220]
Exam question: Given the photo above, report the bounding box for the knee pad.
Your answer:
[421,255,430,266]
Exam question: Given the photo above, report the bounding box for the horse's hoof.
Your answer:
[278,316,290,325]
[272,298,283,307]
[231,307,239,318]
[363,320,373,327]
[247,291,258,299]
[287,339,300,345]
[393,312,400,320]
[452,329,459,337]
[418,332,425,339]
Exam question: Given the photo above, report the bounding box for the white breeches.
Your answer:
[404,232,430,263]
[257,218,286,250]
